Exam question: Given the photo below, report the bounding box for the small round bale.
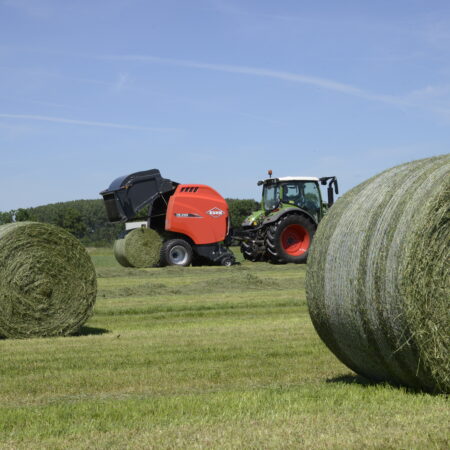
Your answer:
[113,238,133,267]
[113,227,162,268]
[0,221,97,338]
[306,154,449,393]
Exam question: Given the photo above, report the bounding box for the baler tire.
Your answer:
[220,255,235,266]
[265,214,316,264]
[160,239,193,267]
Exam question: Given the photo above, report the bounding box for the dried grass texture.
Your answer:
[0,222,97,338]
[306,155,450,393]
[113,227,162,268]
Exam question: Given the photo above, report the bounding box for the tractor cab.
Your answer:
[258,175,338,224]
[239,171,339,264]
[261,177,324,222]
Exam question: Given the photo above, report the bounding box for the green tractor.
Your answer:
[239,171,338,263]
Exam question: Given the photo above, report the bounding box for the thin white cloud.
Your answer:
[101,54,406,107]
[402,84,450,118]
[0,113,179,132]
[112,73,130,93]
[406,84,450,100]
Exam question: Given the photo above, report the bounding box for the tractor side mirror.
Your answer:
[257,180,264,186]
[320,176,338,206]
[327,185,334,207]
[327,178,339,206]
[332,178,339,195]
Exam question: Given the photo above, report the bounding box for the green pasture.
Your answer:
[0,248,448,449]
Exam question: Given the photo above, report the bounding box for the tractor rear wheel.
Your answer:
[266,214,315,264]
[160,239,193,267]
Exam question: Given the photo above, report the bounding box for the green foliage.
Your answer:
[0,200,123,246]
[226,198,259,229]
[0,211,13,225]
[0,210,30,224]
[14,208,31,222]
[54,206,87,239]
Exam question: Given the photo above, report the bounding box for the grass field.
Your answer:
[0,248,448,449]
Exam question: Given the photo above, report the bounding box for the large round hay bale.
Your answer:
[0,222,97,338]
[113,227,162,268]
[306,154,449,393]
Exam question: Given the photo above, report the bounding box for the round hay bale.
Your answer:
[0,222,97,338]
[306,154,450,393]
[113,238,133,267]
[113,227,162,268]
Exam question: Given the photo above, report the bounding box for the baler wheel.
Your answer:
[219,254,235,266]
[160,239,193,267]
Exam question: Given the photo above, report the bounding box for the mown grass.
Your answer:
[0,248,448,449]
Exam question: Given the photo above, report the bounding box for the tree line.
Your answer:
[0,198,259,246]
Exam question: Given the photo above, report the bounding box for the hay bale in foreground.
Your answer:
[306,154,450,393]
[0,222,97,338]
[113,227,162,268]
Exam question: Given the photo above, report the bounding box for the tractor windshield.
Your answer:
[263,184,280,210]
[281,181,321,216]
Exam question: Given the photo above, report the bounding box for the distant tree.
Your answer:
[54,206,87,239]
[0,211,13,225]
[14,208,31,222]
[226,198,259,229]
[28,199,122,245]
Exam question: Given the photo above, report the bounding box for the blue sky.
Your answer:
[1,0,449,210]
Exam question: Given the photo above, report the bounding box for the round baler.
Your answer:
[101,169,234,267]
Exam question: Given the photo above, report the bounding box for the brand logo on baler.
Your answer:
[206,207,225,218]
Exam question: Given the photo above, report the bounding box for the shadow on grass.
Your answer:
[72,326,110,337]
[326,374,381,387]
[0,326,110,339]
[326,374,432,395]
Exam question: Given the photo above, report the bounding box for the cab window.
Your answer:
[263,184,280,210]
[282,184,300,204]
[281,181,321,211]
[303,182,321,211]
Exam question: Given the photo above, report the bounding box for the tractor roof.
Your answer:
[258,176,321,186]
[277,176,320,182]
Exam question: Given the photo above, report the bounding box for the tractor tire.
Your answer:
[266,214,316,264]
[160,239,193,267]
[240,241,262,262]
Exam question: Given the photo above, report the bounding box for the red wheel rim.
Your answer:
[280,224,310,256]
